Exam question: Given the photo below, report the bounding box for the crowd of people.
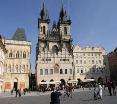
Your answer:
[8,79,116,103]
[50,79,117,104]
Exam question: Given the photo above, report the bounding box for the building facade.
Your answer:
[0,35,7,92]
[3,28,31,91]
[36,2,74,86]
[73,45,108,81]
[107,48,117,81]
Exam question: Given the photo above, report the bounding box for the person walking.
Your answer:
[15,89,18,97]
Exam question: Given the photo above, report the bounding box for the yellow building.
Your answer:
[0,35,7,92]
[3,28,31,91]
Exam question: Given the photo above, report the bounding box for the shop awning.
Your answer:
[82,79,95,82]
[67,80,77,83]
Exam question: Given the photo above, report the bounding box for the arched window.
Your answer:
[52,45,59,55]
[5,64,7,72]
[43,26,46,34]
[65,69,67,74]
[9,51,13,58]
[64,27,67,35]
[23,51,26,58]
[81,69,83,74]
[40,69,43,75]
[16,51,20,58]
[23,65,25,69]
[60,69,63,74]
[45,69,48,75]
[70,69,72,74]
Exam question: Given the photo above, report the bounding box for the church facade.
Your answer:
[36,2,74,86]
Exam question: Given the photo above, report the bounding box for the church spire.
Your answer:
[58,0,71,24]
[39,0,50,23]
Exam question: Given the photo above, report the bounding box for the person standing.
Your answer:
[107,80,112,96]
[98,84,103,99]
[112,81,116,96]
[50,87,62,104]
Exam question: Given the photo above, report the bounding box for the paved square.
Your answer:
[0,89,117,104]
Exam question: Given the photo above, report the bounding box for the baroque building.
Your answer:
[0,35,7,92]
[3,28,31,91]
[36,2,74,86]
[73,45,109,81]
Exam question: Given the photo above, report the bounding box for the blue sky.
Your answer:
[0,0,117,72]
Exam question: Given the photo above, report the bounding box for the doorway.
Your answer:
[13,78,18,91]
[14,82,18,91]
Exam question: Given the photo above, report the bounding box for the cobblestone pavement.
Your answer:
[0,89,117,104]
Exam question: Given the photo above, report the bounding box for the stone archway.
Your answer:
[60,79,66,86]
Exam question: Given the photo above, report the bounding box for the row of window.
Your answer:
[5,64,29,70]
[5,68,26,73]
[8,51,29,59]
[40,69,73,75]
[75,60,102,64]
[41,58,70,62]
[77,68,104,74]
[40,26,68,35]
[75,53,101,57]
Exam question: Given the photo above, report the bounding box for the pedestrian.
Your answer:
[18,89,21,97]
[15,89,18,97]
[98,84,103,99]
[94,87,98,100]
[112,81,116,96]
[50,87,62,104]
[107,80,112,96]
[68,85,73,98]
[63,85,70,98]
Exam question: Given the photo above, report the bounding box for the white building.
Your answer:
[0,35,7,92]
[3,28,31,91]
[73,45,107,81]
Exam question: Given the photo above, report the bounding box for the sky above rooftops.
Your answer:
[0,0,117,72]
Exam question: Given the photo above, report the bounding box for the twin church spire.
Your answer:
[39,0,71,24]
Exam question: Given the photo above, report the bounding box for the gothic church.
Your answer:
[36,1,74,86]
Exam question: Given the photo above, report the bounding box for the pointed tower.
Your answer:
[38,1,50,35]
[58,3,71,36]
[58,3,72,54]
[37,0,50,53]
[12,28,27,41]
